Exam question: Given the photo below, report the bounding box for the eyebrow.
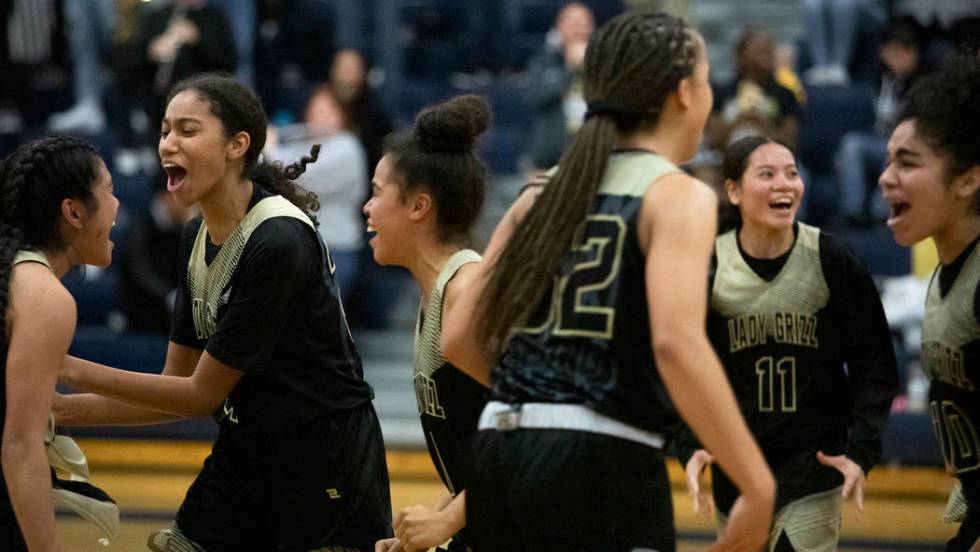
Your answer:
[894,147,921,158]
[164,117,202,126]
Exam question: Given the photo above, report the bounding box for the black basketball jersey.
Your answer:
[414,249,487,496]
[698,224,897,513]
[492,151,682,434]
[923,236,980,513]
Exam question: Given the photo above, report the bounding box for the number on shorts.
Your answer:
[756,356,797,413]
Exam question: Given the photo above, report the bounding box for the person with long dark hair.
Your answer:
[0,136,119,551]
[442,11,775,551]
[680,135,898,552]
[880,55,980,552]
[365,95,490,552]
[55,73,392,552]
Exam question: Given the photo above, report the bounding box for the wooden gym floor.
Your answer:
[58,439,956,551]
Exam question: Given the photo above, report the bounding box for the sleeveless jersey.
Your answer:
[708,224,853,512]
[1,250,54,501]
[492,151,681,434]
[414,249,486,495]
[922,240,980,512]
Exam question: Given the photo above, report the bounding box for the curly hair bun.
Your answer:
[414,95,492,154]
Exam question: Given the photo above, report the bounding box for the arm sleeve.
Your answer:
[169,219,206,350]
[203,218,318,375]
[821,233,899,473]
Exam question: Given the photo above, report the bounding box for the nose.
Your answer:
[878,162,895,193]
[362,198,371,217]
[159,131,177,157]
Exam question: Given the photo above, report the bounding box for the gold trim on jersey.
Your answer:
[713,223,829,354]
[413,249,481,419]
[187,195,314,340]
[597,151,681,197]
[13,249,53,271]
[922,242,980,391]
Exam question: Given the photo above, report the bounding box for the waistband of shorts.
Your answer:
[477,401,664,450]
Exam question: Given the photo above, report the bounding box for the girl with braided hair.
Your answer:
[0,136,118,551]
[442,11,774,552]
[55,73,392,551]
[364,95,491,552]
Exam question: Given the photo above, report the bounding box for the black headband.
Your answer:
[584,100,643,121]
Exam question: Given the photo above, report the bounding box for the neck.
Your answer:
[41,247,73,279]
[617,118,694,166]
[935,214,980,265]
[405,237,461,301]
[199,174,254,244]
[738,222,795,259]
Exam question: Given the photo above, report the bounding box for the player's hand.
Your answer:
[393,505,458,552]
[817,451,865,521]
[374,537,401,552]
[707,484,774,552]
[685,449,716,519]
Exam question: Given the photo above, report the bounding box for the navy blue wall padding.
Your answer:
[798,84,876,174]
[882,412,942,467]
[839,225,911,276]
[65,326,219,441]
[481,124,524,174]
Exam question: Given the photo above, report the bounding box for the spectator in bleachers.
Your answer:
[522,2,594,175]
[708,28,801,152]
[265,84,367,303]
[118,170,197,334]
[801,0,887,86]
[892,0,980,62]
[837,20,925,228]
[329,48,393,201]
[114,0,236,175]
[47,0,116,135]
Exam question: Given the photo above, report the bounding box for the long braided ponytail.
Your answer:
[477,11,700,351]
[0,136,100,349]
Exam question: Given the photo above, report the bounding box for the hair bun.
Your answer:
[414,95,492,154]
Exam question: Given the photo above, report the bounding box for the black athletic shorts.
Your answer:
[175,402,392,551]
[947,506,980,552]
[466,428,674,552]
[0,494,27,552]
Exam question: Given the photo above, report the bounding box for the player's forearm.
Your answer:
[1,438,58,551]
[56,392,183,427]
[655,333,774,502]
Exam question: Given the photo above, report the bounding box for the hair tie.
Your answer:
[584,100,643,121]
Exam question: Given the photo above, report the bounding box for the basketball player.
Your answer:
[879,54,980,552]
[679,135,898,551]
[365,95,490,552]
[442,12,775,552]
[0,136,118,551]
[56,73,392,552]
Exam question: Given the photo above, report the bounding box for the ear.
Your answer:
[61,198,86,230]
[408,191,433,222]
[675,77,695,110]
[953,165,980,202]
[724,178,742,206]
[226,130,251,161]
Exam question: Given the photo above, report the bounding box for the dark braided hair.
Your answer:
[0,136,101,348]
[168,73,321,222]
[478,11,700,351]
[384,94,491,246]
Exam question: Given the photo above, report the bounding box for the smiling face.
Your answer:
[363,155,416,266]
[159,90,241,207]
[879,119,962,247]
[73,158,119,268]
[726,142,803,234]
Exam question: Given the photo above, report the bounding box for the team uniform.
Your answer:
[168,185,392,551]
[921,235,980,551]
[413,249,486,552]
[0,251,53,550]
[467,151,681,552]
[676,223,898,551]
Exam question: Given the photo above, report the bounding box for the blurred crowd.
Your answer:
[0,0,978,338]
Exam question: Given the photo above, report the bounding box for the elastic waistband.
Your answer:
[477,401,664,450]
